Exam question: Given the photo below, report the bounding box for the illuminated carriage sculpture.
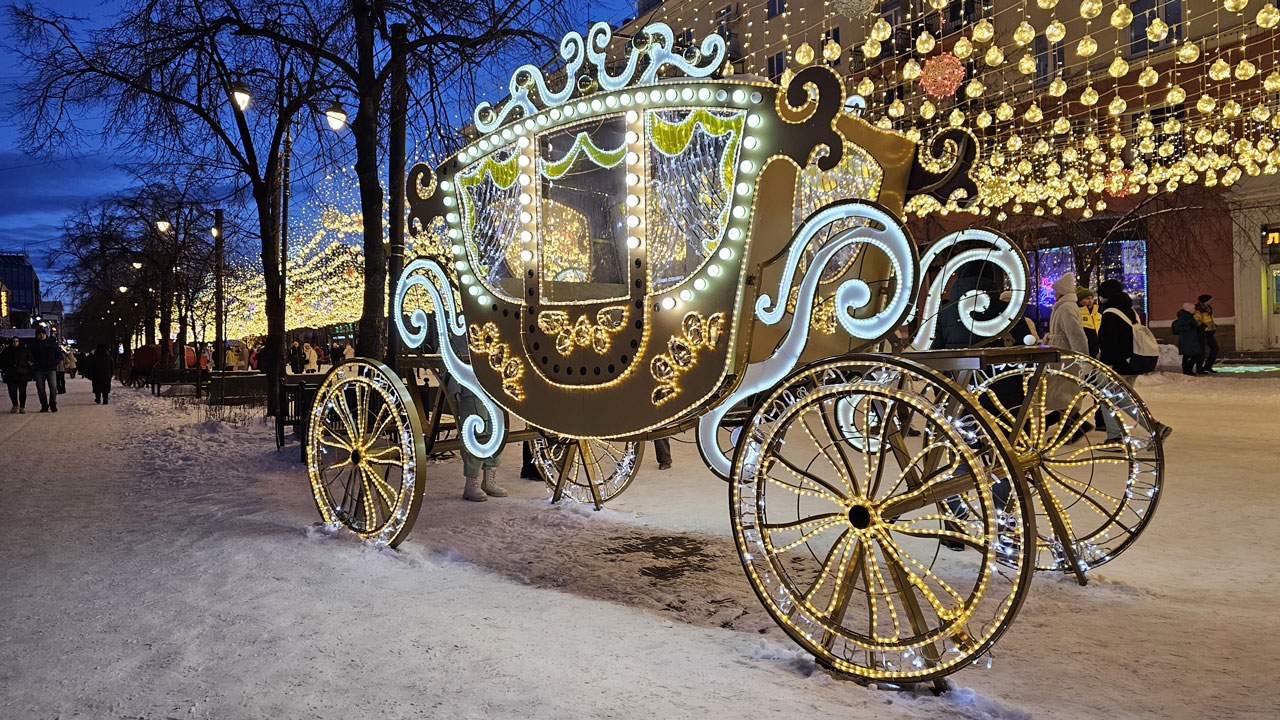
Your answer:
[305,23,1165,684]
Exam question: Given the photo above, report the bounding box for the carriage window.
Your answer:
[538,116,629,302]
[457,144,523,301]
[645,108,745,292]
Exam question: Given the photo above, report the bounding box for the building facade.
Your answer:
[0,253,41,330]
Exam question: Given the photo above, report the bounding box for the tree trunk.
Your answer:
[352,0,386,360]
[159,273,173,367]
[256,179,287,418]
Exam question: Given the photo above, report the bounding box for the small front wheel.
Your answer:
[531,437,644,508]
[305,358,426,547]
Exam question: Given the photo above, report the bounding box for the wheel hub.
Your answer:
[848,504,873,530]
[350,448,362,465]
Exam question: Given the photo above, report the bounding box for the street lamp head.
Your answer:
[324,101,348,131]
[118,285,128,293]
[155,220,171,233]
[229,81,252,111]
[210,226,220,238]
[132,261,143,269]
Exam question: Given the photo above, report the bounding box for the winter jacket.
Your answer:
[1045,274,1089,354]
[1,343,34,383]
[930,261,1002,349]
[28,337,63,372]
[303,345,318,372]
[288,344,304,373]
[84,349,115,394]
[1080,305,1101,331]
[1171,309,1203,356]
[1194,303,1216,332]
[1097,280,1138,375]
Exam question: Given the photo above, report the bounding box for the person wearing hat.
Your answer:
[1078,286,1101,357]
[1171,302,1204,376]
[28,328,62,412]
[1193,293,1218,373]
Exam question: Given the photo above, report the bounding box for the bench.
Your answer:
[207,371,268,406]
[149,368,209,397]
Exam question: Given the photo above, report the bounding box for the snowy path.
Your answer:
[1,374,1277,719]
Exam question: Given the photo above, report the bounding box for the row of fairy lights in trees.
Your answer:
[635,0,1280,218]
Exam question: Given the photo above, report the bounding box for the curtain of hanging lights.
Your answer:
[804,0,1280,221]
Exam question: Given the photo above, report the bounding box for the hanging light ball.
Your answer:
[1209,58,1231,81]
[1080,0,1104,18]
[1264,70,1280,92]
[1080,86,1100,106]
[953,37,974,59]
[996,102,1015,121]
[1224,0,1249,12]
[1045,20,1067,43]
[1048,77,1068,96]
[1111,6,1134,28]
[871,17,892,41]
[857,77,875,96]
[1018,54,1037,74]
[902,58,923,80]
[1260,4,1280,28]
[794,42,815,65]
[1146,18,1170,42]
[1177,43,1201,63]
[965,79,985,98]
[1014,22,1036,46]
[823,40,842,62]
[1077,36,1099,57]
[972,19,996,43]
[919,53,966,98]
[1053,116,1071,134]
[916,30,936,54]
[1197,95,1217,114]
[1167,85,1187,104]
[1108,56,1130,78]
[1024,104,1044,123]
[920,100,937,119]
[1038,0,1059,8]
[1108,96,1128,115]
[832,0,879,18]
[1137,67,1159,87]
[984,45,1005,66]
[1235,59,1258,81]
[976,111,993,128]
[862,37,882,58]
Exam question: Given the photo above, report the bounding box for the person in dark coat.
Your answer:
[1193,293,1218,373]
[84,344,116,404]
[1171,303,1203,376]
[288,341,304,374]
[930,261,1002,349]
[1096,279,1137,377]
[1,336,34,413]
[28,328,62,412]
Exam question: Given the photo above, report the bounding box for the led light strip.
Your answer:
[393,258,506,458]
[909,228,1029,350]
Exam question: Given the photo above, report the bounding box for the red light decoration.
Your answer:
[1105,169,1133,198]
[919,53,966,99]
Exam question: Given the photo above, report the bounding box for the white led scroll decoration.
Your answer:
[909,228,1029,350]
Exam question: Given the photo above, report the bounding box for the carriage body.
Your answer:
[404,66,922,440]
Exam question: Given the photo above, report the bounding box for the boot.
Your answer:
[463,476,487,502]
[481,467,508,497]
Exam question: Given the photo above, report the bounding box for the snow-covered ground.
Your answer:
[1,371,1277,719]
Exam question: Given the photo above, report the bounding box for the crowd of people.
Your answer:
[1,330,116,413]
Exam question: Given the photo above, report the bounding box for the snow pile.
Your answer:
[2,375,1278,719]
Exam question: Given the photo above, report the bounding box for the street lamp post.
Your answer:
[386,23,408,371]
[214,209,225,374]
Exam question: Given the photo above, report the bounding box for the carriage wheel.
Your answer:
[731,356,1035,684]
[968,352,1164,574]
[305,358,427,547]
[531,437,644,509]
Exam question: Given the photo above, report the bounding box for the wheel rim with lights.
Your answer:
[968,352,1164,573]
[306,358,426,547]
[531,436,644,506]
[731,355,1035,683]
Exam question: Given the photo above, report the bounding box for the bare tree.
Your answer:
[11,0,347,412]
[221,0,577,358]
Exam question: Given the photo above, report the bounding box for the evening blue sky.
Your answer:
[0,0,638,307]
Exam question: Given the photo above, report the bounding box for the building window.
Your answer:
[821,27,842,66]
[767,0,786,20]
[678,28,694,48]
[944,0,981,34]
[767,51,786,82]
[1034,35,1064,87]
[1129,0,1182,56]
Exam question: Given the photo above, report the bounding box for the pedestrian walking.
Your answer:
[85,344,115,404]
[1097,279,1170,444]
[55,346,69,393]
[1171,303,1204,376]
[1078,286,1101,357]
[1,336,33,413]
[65,347,78,378]
[1043,272,1092,435]
[343,343,355,360]
[929,261,1001,349]
[29,328,61,412]
[1194,294,1219,374]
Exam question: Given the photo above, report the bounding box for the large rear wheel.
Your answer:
[731,355,1035,684]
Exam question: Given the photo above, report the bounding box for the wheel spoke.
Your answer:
[875,529,966,621]
[763,512,847,533]
[817,398,860,498]
[800,529,853,609]
[766,516,848,554]
[863,543,900,642]
[802,409,854,497]
[1041,466,1122,521]
[767,452,849,506]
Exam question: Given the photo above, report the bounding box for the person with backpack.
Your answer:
[1171,303,1204,376]
[1096,279,1168,444]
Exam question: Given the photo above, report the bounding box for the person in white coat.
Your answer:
[1043,272,1092,436]
[303,343,319,373]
